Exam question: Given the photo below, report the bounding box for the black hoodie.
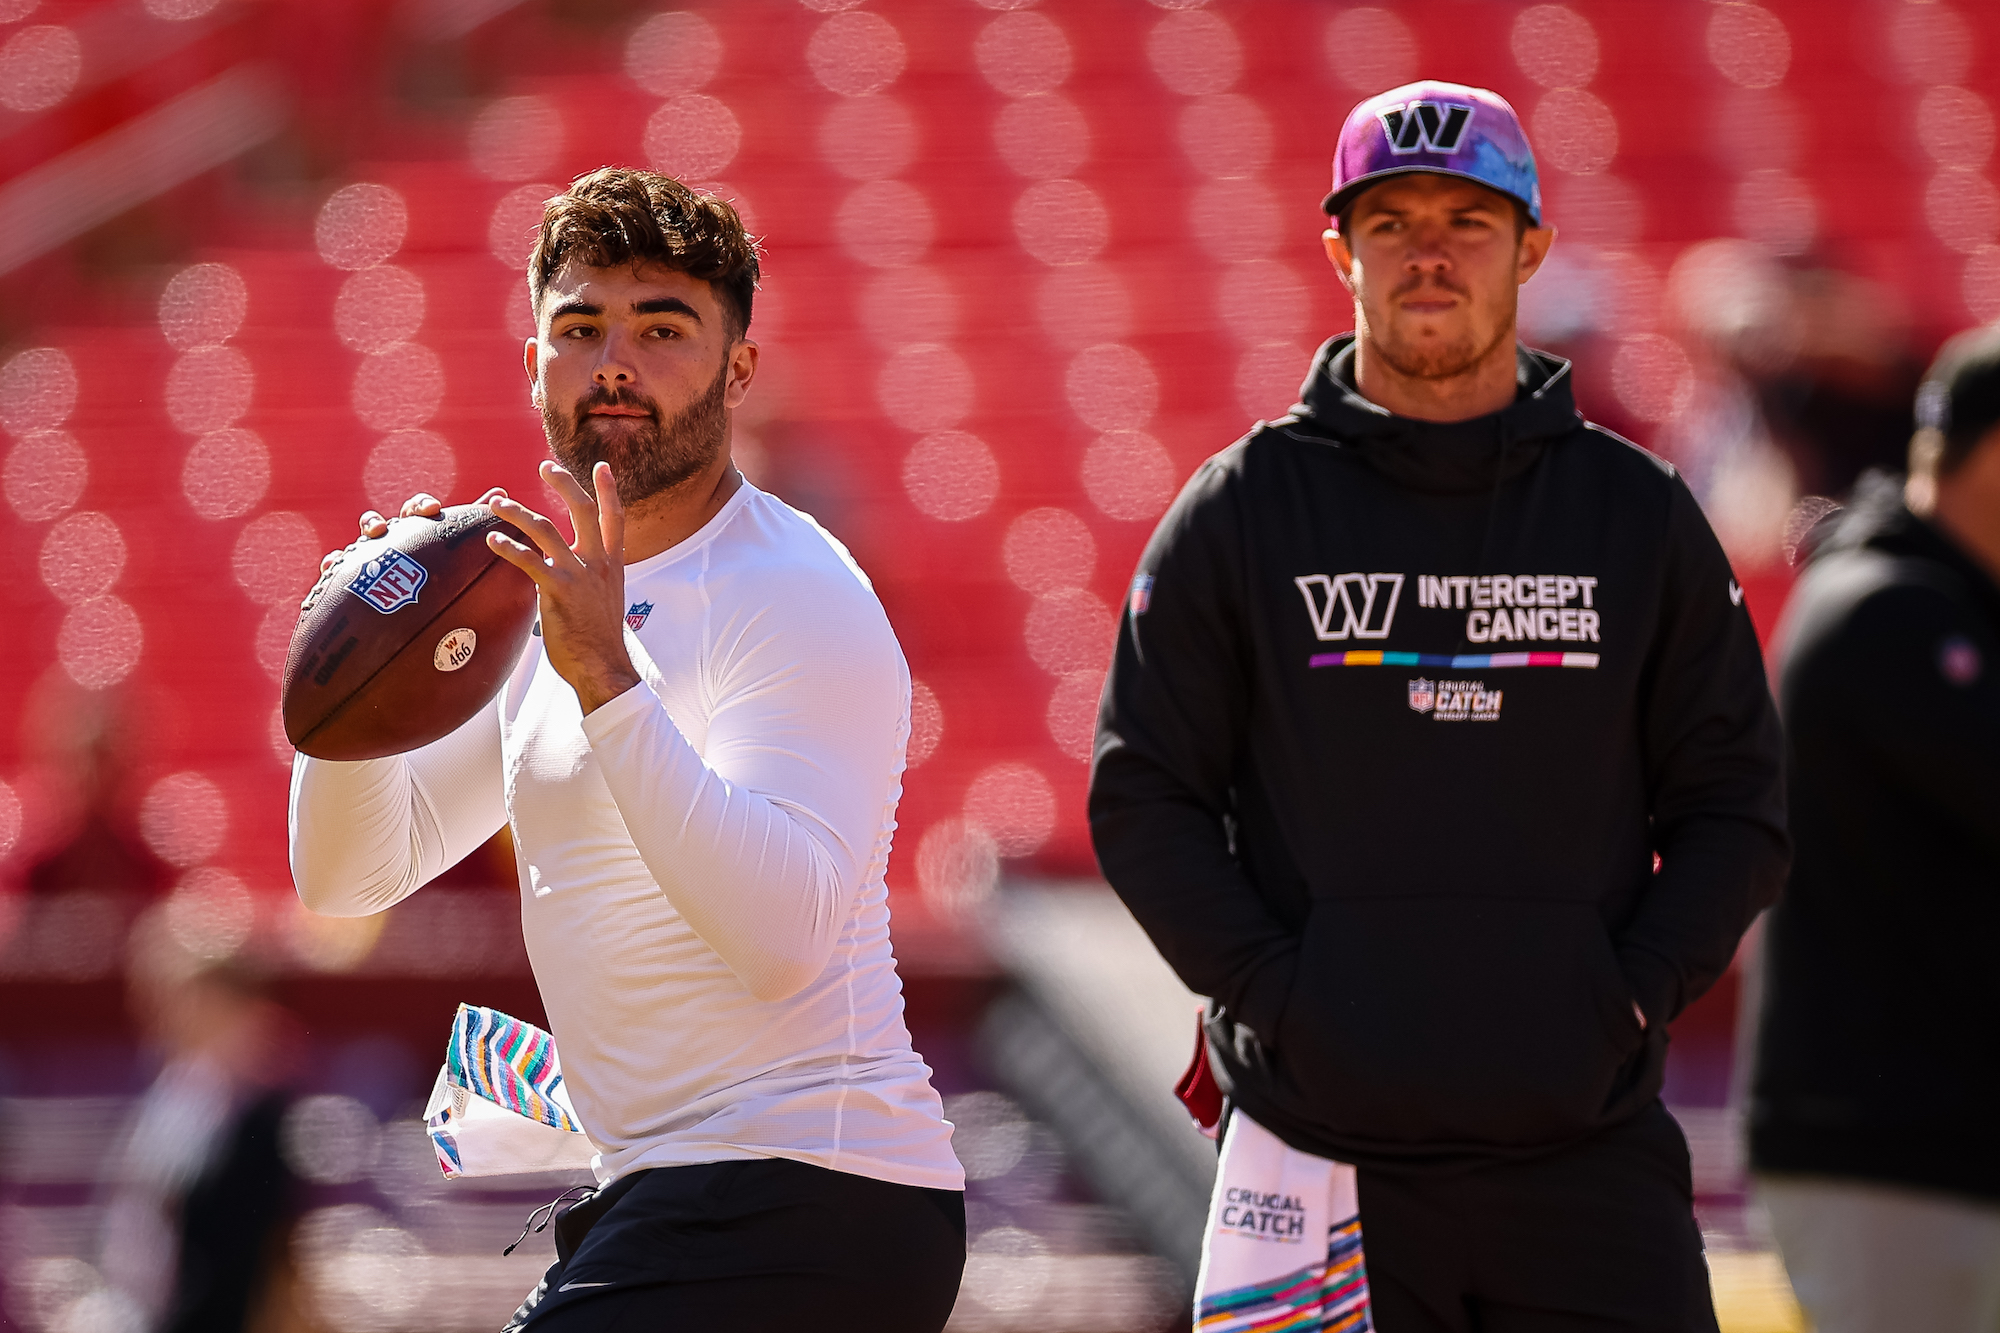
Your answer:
[1750,475,2000,1200]
[1089,334,1789,1172]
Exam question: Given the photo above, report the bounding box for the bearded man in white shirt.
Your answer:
[290,167,967,1333]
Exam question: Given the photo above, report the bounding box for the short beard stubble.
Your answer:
[543,355,731,505]
[1362,271,1518,383]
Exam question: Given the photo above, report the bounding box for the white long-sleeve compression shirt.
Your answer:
[289,483,964,1190]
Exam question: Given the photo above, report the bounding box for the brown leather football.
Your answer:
[282,504,538,760]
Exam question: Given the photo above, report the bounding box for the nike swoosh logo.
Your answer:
[559,1281,615,1292]
[1728,580,1744,606]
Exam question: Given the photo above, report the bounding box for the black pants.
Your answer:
[1358,1101,1719,1332]
[501,1158,966,1332]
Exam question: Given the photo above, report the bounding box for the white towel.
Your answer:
[1194,1109,1372,1332]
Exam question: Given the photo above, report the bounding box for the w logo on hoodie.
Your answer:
[1296,573,1405,640]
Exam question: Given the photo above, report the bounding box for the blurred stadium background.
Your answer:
[0,0,1992,1328]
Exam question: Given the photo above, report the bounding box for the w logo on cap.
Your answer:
[1378,101,1473,155]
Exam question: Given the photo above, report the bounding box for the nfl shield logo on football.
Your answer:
[626,601,654,632]
[1129,574,1154,617]
[1407,677,1436,713]
[348,549,428,614]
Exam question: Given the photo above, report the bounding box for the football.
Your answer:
[282,504,539,761]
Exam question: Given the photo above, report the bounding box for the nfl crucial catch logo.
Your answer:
[1431,680,1503,722]
[1378,101,1474,155]
[625,601,654,631]
[348,550,428,613]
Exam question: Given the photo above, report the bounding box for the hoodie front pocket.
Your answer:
[1273,897,1644,1150]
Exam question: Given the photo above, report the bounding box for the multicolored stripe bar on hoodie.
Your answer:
[1308,650,1599,669]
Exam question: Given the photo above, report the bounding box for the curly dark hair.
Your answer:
[529,167,762,339]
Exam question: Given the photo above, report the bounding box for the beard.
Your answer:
[543,358,730,505]
[1364,275,1515,382]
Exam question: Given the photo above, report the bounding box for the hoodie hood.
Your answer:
[1821,470,1950,561]
[1279,332,1587,495]
[1819,470,2000,621]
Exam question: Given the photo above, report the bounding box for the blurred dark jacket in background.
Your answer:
[104,963,307,1333]
[1752,474,2000,1199]
[158,1088,298,1333]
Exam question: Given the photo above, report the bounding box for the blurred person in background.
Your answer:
[1745,264,1921,502]
[291,169,965,1332]
[1,683,173,982]
[1687,253,1922,502]
[1091,81,1787,1330]
[1749,326,2000,1332]
[100,955,305,1333]
[21,683,170,901]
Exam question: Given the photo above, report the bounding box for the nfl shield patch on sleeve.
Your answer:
[1130,574,1154,617]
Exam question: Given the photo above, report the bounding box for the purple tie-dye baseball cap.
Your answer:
[1322,81,1543,226]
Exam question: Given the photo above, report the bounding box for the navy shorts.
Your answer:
[501,1158,965,1333]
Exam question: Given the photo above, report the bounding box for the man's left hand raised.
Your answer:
[486,459,642,715]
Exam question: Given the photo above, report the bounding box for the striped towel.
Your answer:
[447,1004,580,1132]
[424,1004,595,1179]
[1195,1110,1371,1333]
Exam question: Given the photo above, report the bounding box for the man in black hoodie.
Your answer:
[1749,328,2000,1332]
[1089,81,1788,1330]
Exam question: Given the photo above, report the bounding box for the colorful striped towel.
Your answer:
[448,1004,580,1132]
[1195,1110,1372,1333]
[423,1004,596,1179]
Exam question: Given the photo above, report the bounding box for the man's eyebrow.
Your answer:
[633,297,700,320]
[548,298,602,320]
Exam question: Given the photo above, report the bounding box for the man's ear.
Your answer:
[523,337,542,407]
[1515,225,1557,286]
[724,339,760,410]
[1323,229,1357,296]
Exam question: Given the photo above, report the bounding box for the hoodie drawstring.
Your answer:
[504,1185,596,1256]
